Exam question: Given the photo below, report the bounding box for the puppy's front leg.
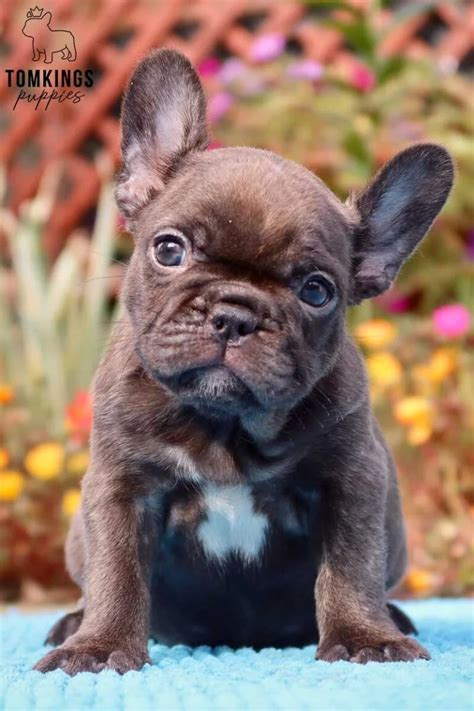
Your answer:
[315,443,430,664]
[34,464,155,675]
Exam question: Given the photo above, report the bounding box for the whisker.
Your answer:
[81,275,123,284]
[89,249,129,267]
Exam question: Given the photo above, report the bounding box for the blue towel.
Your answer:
[1,599,473,711]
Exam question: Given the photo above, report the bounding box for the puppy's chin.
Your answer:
[155,365,259,416]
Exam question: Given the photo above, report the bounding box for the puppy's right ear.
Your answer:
[116,49,208,220]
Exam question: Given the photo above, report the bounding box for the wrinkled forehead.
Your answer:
[137,148,353,283]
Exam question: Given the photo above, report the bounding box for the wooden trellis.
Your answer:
[0,0,472,256]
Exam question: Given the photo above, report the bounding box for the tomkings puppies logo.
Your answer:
[22,6,76,63]
[4,7,93,110]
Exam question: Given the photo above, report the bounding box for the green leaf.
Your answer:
[343,129,372,168]
[328,19,377,60]
[377,56,407,84]
[300,0,362,16]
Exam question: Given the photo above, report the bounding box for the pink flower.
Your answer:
[432,304,470,339]
[350,64,376,93]
[386,296,411,314]
[219,58,246,84]
[197,57,221,78]
[250,33,285,63]
[207,139,224,150]
[377,291,412,314]
[207,91,234,124]
[287,59,324,82]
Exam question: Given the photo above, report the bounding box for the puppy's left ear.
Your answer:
[116,49,209,220]
[348,143,454,303]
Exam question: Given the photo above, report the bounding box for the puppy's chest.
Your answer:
[197,483,268,563]
[162,481,315,566]
[154,438,319,565]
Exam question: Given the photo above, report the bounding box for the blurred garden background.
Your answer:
[0,0,472,604]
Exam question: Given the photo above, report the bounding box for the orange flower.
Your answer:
[66,390,92,445]
[405,568,433,595]
[395,396,434,446]
[413,348,458,390]
[407,424,432,446]
[0,384,14,405]
[0,448,9,469]
[395,397,433,426]
[427,348,458,383]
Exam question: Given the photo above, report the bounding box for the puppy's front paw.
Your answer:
[316,635,430,664]
[351,637,430,663]
[34,640,150,675]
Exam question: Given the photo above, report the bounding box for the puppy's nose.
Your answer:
[211,304,258,343]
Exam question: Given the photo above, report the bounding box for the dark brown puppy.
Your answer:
[35,50,454,675]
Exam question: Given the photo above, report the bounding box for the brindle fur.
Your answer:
[35,50,453,675]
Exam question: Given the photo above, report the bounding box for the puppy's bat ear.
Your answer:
[115,49,208,220]
[347,143,454,304]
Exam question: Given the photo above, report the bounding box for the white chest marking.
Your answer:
[198,484,268,564]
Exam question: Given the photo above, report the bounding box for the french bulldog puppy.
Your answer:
[35,49,453,675]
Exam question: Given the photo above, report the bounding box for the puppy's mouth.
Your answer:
[157,363,258,413]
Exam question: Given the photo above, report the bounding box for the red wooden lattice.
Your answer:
[0,0,472,256]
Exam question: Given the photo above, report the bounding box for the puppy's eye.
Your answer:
[153,236,186,267]
[299,275,333,308]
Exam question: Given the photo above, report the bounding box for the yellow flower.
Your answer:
[67,450,90,476]
[405,568,433,595]
[407,424,432,446]
[0,448,9,468]
[395,396,433,426]
[395,396,433,445]
[413,348,458,389]
[366,352,402,388]
[25,442,65,480]
[427,348,458,383]
[62,488,81,517]
[0,470,24,501]
[0,384,14,405]
[354,320,397,350]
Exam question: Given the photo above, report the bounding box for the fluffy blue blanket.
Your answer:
[1,599,472,710]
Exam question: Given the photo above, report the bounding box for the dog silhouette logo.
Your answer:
[22,6,76,64]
